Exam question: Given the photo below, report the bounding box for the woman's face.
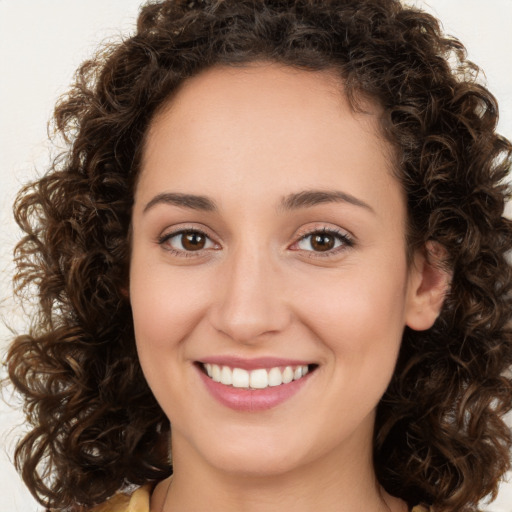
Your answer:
[130,63,425,477]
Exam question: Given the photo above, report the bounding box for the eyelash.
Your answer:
[158,228,218,258]
[291,227,354,258]
[157,226,354,258]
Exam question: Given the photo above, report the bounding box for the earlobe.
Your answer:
[405,241,452,331]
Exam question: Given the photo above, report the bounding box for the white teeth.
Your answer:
[268,367,282,387]
[282,366,294,383]
[232,368,250,388]
[249,369,268,389]
[220,366,232,386]
[212,364,221,382]
[203,363,311,389]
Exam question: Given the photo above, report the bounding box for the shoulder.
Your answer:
[88,485,151,512]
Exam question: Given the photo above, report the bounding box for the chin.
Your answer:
[180,425,312,478]
[211,449,306,478]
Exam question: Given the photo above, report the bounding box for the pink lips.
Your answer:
[196,356,314,412]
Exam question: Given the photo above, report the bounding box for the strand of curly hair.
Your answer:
[7,1,512,510]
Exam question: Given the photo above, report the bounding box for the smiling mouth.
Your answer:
[198,363,317,390]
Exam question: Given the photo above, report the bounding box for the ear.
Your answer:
[405,241,452,331]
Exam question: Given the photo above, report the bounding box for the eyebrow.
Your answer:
[279,189,375,213]
[143,189,374,214]
[143,192,218,213]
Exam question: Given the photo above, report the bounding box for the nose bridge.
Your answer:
[211,240,289,343]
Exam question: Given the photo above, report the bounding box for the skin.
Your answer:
[129,63,448,512]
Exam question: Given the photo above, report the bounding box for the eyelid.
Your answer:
[289,224,355,256]
[156,223,354,258]
[157,224,221,256]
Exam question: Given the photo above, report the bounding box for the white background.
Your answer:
[1,1,511,510]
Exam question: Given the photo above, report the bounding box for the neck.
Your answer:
[152,433,407,512]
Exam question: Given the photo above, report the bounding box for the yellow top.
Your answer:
[89,485,431,512]
[89,485,152,512]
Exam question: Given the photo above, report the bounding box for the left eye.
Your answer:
[296,231,349,252]
[161,230,216,252]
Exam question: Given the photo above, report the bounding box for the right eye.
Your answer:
[158,229,218,254]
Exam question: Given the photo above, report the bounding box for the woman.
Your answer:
[7,0,512,511]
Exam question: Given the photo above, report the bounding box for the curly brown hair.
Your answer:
[7,0,512,511]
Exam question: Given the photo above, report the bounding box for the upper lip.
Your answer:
[197,356,314,371]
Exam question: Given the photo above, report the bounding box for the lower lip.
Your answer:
[197,366,313,412]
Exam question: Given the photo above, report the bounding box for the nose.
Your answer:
[208,245,291,344]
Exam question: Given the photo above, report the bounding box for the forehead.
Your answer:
[155,62,345,121]
[143,63,390,161]
[137,63,402,219]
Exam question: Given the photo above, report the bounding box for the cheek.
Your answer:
[130,261,210,349]
[129,262,209,414]
[292,260,409,394]
[301,270,407,341]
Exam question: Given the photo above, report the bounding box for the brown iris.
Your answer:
[310,233,336,252]
[181,231,207,250]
